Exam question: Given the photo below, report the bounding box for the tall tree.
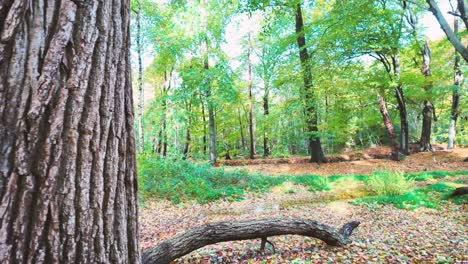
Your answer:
[420,41,435,151]
[137,0,144,153]
[247,32,255,159]
[294,2,327,163]
[0,1,139,263]
[448,5,463,149]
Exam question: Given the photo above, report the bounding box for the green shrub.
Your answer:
[290,174,330,191]
[367,171,414,197]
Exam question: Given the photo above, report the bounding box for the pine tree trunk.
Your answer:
[137,0,144,153]
[0,1,140,263]
[247,33,255,160]
[448,9,463,149]
[377,94,400,161]
[420,41,434,151]
[294,3,326,163]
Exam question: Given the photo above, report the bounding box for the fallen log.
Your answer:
[449,187,468,198]
[142,218,360,264]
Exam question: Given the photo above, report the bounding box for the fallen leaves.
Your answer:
[140,187,467,263]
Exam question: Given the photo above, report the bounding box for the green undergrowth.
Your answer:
[138,155,467,205]
[354,181,468,210]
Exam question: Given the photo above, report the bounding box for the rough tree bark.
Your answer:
[294,2,326,163]
[420,41,434,151]
[426,0,468,62]
[377,94,400,161]
[247,32,255,160]
[0,1,140,263]
[448,8,463,149]
[136,0,144,153]
[141,219,360,264]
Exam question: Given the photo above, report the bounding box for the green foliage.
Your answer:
[290,175,330,191]
[355,181,467,210]
[366,171,415,197]
[138,155,283,203]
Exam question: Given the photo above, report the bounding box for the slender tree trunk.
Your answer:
[391,55,409,155]
[200,94,207,156]
[420,41,434,151]
[448,9,463,149]
[238,108,247,152]
[0,1,140,263]
[294,3,326,163]
[203,40,217,164]
[377,94,400,161]
[183,102,191,159]
[247,33,255,159]
[208,101,217,164]
[137,0,144,153]
[263,90,270,157]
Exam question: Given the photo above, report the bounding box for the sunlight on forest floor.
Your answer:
[225,146,468,176]
[139,148,467,263]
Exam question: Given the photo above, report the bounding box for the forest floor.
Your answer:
[140,147,468,263]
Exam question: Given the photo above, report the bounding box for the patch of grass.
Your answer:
[404,170,468,181]
[354,181,467,210]
[138,155,284,203]
[138,155,467,205]
[366,170,414,197]
[290,174,330,191]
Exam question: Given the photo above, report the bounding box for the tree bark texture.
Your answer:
[448,9,463,149]
[136,0,144,153]
[420,41,434,151]
[294,3,326,163]
[238,108,247,153]
[141,219,360,264]
[0,1,140,263]
[377,94,400,161]
[426,0,468,62]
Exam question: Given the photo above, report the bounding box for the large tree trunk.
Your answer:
[247,33,255,159]
[420,100,434,151]
[294,3,326,163]
[136,0,144,153]
[420,41,434,151]
[448,8,463,149]
[0,1,140,263]
[141,219,360,264]
[377,94,400,161]
[391,55,409,155]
